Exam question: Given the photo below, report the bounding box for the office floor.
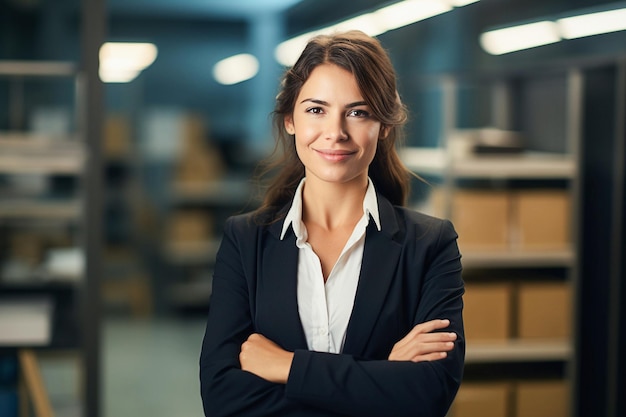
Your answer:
[41,316,207,417]
[103,317,207,417]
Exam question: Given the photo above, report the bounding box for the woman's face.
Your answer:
[284,63,384,187]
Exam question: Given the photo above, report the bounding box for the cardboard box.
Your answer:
[174,150,224,183]
[174,114,225,182]
[450,382,511,417]
[432,190,510,252]
[463,283,512,341]
[516,380,569,417]
[167,211,213,243]
[513,190,571,250]
[180,114,208,156]
[10,234,44,265]
[104,115,131,157]
[518,282,571,339]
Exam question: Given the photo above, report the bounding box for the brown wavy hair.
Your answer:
[254,30,413,223]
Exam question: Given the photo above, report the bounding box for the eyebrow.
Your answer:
[300,98,368,109]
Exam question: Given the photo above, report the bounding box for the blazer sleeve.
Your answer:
[284,218,465,417]
[199,217,348,417]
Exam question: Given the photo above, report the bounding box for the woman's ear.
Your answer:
[379,125,390,140]
[284,115,295,135]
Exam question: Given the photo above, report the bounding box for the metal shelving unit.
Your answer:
[402,68,583,417]
[0,61,85,333]
[170,177,254,205]
[466,340,572,364]
[460,249,575,269]
[160,175,257,310]
[0,60,90,417]
[0,3,105,414]
[0,134,85,175]
[400,147,576,179]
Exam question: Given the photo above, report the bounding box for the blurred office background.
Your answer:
[0,0,624,416]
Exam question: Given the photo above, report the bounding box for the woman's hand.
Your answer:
[239,333,294,384]
[388,319,457,362]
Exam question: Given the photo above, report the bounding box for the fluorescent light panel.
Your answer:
[481,6,626,55]
[374,0,452,32]
[99,42,158,83]
[275,0,478,66]
[480,21,560,55]
[213,54,259,85]
[558,7,626,39]
[449,0,480,6]
[99,68,141,83]
[328,13,386,37]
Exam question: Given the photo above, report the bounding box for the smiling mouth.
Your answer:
[316,149,355,155]
[315,149,356,162]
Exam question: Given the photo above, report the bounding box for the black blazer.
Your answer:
[200,194,465,417]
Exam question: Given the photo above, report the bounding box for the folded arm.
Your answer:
[200,216,464,417]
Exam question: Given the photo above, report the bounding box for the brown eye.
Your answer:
[348,109,370,118]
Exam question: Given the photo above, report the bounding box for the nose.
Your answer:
[324,113,348,141]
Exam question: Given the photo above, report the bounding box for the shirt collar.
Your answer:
[280,177,381,240]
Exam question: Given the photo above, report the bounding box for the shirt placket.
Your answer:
[304,243,331,352]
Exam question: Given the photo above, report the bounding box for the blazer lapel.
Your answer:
[258,221,308,350]
[342,196,402,356]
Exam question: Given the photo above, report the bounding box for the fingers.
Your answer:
[393,342,455,362]
[404,319,451,344]
[388,319,458,362]
[389,335,456,361]
[411,351,449,362]
[418,340,456,355]
[412,319,452,336]
[394,319,453,350]
[416,332,457,343]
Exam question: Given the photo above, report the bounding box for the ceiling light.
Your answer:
[374,0,452,32]
[275,0,473,66]
[327,13,387,37]
[99,42,158,83]
[274,31,325,68]
[213,54,259,85]
[447,0,480,6]
[480,21,560,55]
[98,68,141,83]
[557,7,626,39]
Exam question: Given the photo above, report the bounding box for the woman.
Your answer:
[200,30,464,417]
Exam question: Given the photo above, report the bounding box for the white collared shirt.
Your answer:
[280,178,381,353]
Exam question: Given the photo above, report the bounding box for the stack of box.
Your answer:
[450,382,512,417]
[463,280,572,344]
[517,282,572,340]
[447,186,573,417]
[166,210,214,244]
[515,379,570,417]
[462,283,513,341]
[513,191,570,250]
[9,234,43,267]
[103,114,132,158]
[173,115,224,184]
[166,114,224,249]
[432,188,571,252]
[450,379,569,417]
[448,191,510,252]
